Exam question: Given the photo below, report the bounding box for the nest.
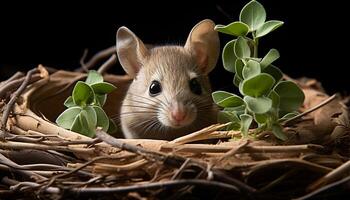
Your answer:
[0,63,350,199]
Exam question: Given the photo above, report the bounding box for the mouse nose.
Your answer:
[171,109,187,122]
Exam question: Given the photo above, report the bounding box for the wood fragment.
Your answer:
[97,54,117,74]
[169,123,231,144]
[307,160,350,191]
[77,46,116,72]
[1,68,40,139]
[161,143,324,154]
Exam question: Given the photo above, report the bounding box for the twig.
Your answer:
[0,74,41,99]
[307,160,350,191]
[96,129,256,194]
[171,158,191,180]
[161,143,324,154]
[67,179,240,195]
[73,175,104,186]
[1,68,39,139]
[90,159,148,173]
[0,72,24,88]
[246,159,332,178]
[294,175,350,200]
[0,160,92,177]
[79,48,89,72]
[97,54,117,74]
[283,94,337,126]
[95,129,186,167]
[10,181,60,194]
[212,169,256,194]
[169,123,231,144]
[76,46,116,72]
[0,141,94,154]
[258,169,297,193]
[0,153,46,181]
[218,139,249,161]
[4,179,240,196]
[40,156,114,182]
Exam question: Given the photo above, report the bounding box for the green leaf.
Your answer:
[274,81,305,113]
[242,60,261,79]
[71,110,95,137]
[64,96,75,108]
[239,81,245,96]
[271,123,287,141]
[96,94,107,106]
[107,119,118,134]
[212,91,234,103]
[240,0,266,31]
[263,65,283,83]
[93,106,109,132]
[256,20,284,38]
[85,70,103,85]
[84,106,97,128]
[242,73,275,97]
[247,57,262,62]
[233,74,243,87]
[254,113,269,124]
[218,111,241,131]
[91,82,116,94]
[278,112,299,122]
[212,91,244,108]
[234,37,251,58]
[56,106,82,129]
[215,22,250,36]
[260,49,280,69]
[244,96,272,114]
[72,81,95,107]
[268,90,280,109]
[235,59,245,79]
[222,40,237,73]
[240,114,253,136]
[224,105,246,116]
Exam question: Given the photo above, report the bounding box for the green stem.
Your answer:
[253,37,259,58]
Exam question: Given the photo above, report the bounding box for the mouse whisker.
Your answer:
[121,105,160,111]
[127,92,168,107]
[142,118,160,136]
[119,111,159,115]
[197,104,215,111]
[123,98,157,107]
[123,99,168,113]
[129,116,158,131]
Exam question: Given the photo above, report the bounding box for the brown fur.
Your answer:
[116,19,220,140]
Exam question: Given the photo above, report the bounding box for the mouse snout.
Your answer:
[158,98,197,129]
[171,106,187,123]
[166,101,196,128]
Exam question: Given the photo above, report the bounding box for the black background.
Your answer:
[0,0,348,94]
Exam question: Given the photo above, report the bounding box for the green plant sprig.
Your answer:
[56,70,117,137]
[212,0,305,140]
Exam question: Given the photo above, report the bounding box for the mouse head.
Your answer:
[116,19,219,139]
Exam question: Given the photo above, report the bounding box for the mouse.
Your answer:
[116,19,220,140]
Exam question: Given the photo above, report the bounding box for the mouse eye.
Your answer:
[189,78,202,95]
[149,80,162,96]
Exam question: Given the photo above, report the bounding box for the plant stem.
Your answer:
[253,37,259,58]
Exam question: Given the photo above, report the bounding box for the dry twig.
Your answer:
[283,94,337,126]
[1,68,40,139]
[307,160,350,191]
[97,54,117,74]
[77,46,116,72]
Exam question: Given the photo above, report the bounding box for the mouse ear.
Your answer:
[184,19,220,74]
[116,27,149,77]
